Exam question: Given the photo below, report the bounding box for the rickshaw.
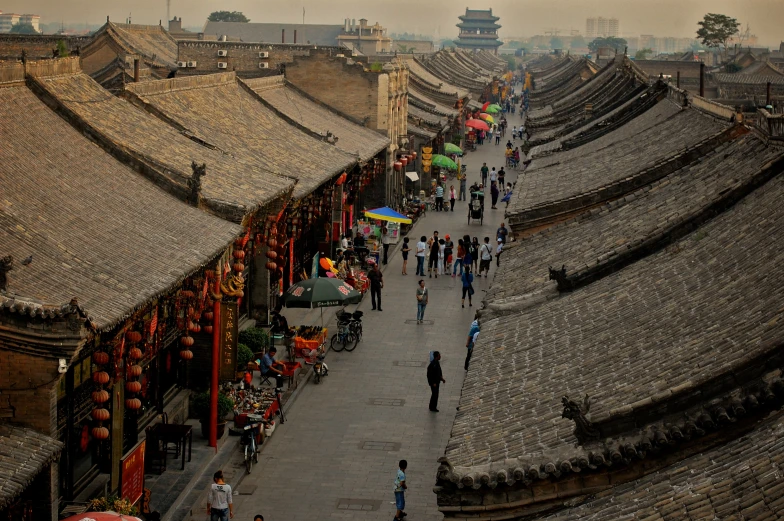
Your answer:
[468,190,484,225]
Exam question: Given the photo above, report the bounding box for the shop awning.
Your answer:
[406,171,419,182]
[364,207,413,224]
[0,425,63,510]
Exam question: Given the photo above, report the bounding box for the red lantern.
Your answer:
[411,151,417,159]
[93,351,109,365]
[181,336,194,347]
[204,325,214,334]
[188,321,198,332]
[125,331,142,343]
[233,262,245,273]
[125,381,142,393]
[180,349,194,361]
[267,238,278,249]
[129,365,142,378]
[181,290,195,298]
[266,261,277,271]
[128,347,143,360]
[125,398,142,410]
[400,157,408,167]
[91,408,111,421]
[394,161,403,171]
[92,389,110,403]
[92,371,110,385]
[233,250,246,260]
[204,311,214,321]
[92,426,110,440]
[266,250,278,260]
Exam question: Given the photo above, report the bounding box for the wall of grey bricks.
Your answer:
[176,41,324,77]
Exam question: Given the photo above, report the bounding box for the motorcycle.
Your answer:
[313,351,328,384]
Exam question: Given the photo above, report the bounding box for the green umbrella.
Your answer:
[488,104,503,111]
[431,154,458,170]
[484,106,500,114]
[444,143,463,155]
[283,278,361,309]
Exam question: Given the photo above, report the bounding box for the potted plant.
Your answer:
[88,495,138,515]
[192,391,235,439]
[235,343,254,380]
[238,327,269,355]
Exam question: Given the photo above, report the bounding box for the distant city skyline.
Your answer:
[1,0,781,47]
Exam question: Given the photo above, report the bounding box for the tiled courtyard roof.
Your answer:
[507,101,730,228]
[713,72,784,85]
[404,57,468,100]
[447,171,784,470]
[92,22,178,69]
[538,412,784,520]
[0,82,241,330]
[407,103,449,129]
[408,86,458,118]
[33,70,294,221]
[0,425,63,510]
[242,75,389,162]
[125,72,358,199]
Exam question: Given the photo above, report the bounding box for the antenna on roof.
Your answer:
[167,0,171,23]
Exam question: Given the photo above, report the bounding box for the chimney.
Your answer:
[676,70,680,88]
[282,29,285,43]
[767,81,772,106]
[699,62,705,97]
[133,58,140,82]
[294,29,297,44]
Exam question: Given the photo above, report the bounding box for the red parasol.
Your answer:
[465,119,490,131]
[62,514,143,521]
[481,101,490,111]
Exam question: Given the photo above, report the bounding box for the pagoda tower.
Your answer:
[454,8,502,54]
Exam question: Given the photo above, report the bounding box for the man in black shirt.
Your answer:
[427,351,446,412]
[368,262,383,311]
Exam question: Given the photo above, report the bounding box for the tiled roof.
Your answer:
[507,101,728,224]
[713,72,784,85]
[408,86,458,117]
[488,130,782,304]
[448,171,784,469]
[0,83,242,330]
[0,425,63,509]
[408,122,437,139]
[125,72,358,199]
[407,103,449,129]
[241,75,389,162]
[98,22,178,69]
[538,412,784,520]
[404,56,468,99]
[202,21,343,46]
[34,71,294,220]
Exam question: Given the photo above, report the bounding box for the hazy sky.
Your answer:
[5,0,783,45]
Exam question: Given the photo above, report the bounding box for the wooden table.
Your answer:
[150,423,193,470]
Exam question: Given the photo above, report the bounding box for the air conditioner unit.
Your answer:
[218,62,228,69]
[335,53,345,58]
[258,52,269,58]
[187,61,197,68]
[217,50,228,57]
[177,61,187,68]
[259,62,269,69]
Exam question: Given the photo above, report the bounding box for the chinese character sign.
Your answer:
[120,440,146,504]
[219,301,239,380]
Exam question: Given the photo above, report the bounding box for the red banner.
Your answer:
[289,240,294,286]
[120,439,146,505]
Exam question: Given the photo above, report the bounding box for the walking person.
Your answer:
[489,167,498,187]
[470,237,480,273]
[427,351,445,412]
[416,279,428,324]
[452,239,465,277]
[207,470,234,521]
[381,223,390,265]
[437,238,446,276]
[461,265,474,308]
[495,132,501,145]
[427,231,440,278]
[401,237,410,275]
[368,262,383,311]
[478,237,493,277]
[394,460,408,521]
[480,162,489,186]
[459,171,467,201]
[496,238,504,267]
[415,235,426,276]
[443,235,454,275]
[464,320,480,370]
[434,183,444,211]
[498,166,505,188]
[491,182,500,209]
[449,185,456,211]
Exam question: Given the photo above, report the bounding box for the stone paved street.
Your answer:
[226,135,523,521]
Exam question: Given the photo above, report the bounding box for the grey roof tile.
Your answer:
[0,425,63,509]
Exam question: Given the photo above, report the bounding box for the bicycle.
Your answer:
[241,419,262,474]
[331,319,358,352]
[335,309,363,343]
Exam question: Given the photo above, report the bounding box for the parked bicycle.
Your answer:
[331,313,358,352]
[241,417,263,474]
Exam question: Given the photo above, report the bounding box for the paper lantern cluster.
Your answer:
[125,330,143,411]
[91,349,111,440]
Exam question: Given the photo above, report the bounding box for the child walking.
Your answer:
[394,460,407,520]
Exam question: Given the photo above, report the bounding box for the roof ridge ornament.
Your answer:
[0,256,12,292]
[188,162,206,206]
[561,394,600,443]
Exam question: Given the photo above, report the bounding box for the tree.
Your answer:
[634,48,654,60]
[588,37,627,53]
[207,11,250,23]
[550,37,564,50]
[696,13,740,61]
[397,43,415,53]
[9,23,39,34]
[570,36,587,49]
[56,40,69,57]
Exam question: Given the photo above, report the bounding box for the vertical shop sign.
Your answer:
[120,439,146,504]
[289,240,294,286]
[219,301,238,381]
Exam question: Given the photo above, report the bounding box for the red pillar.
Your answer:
[209,261,221,448]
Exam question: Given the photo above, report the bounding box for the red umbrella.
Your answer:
[465,119,490,131]
[62,514,143,521]
[482,101,490,111]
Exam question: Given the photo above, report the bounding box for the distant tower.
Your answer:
[166,0,171,23]
[454,8,502,55]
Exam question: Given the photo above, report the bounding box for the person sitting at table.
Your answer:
[270,306,292,337]
[257,347,285,388]
[353,232,369,265]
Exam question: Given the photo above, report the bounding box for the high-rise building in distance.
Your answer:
[586,17,619,39]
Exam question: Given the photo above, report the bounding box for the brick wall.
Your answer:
[0,34,91,60]
[176,41,325,77]
[0,344,60,436]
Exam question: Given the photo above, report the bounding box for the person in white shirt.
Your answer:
[496,238,504,267]
[207,470,233,520]
[381,224,391,265]
[478,236,493,277]
[489,168,498,186]
[415,235,427,276]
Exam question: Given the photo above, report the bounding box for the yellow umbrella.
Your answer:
[478,113,495,124]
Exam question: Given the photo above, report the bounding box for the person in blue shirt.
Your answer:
[257,347,285,388]
[461,265,474,308]
[394,460,408,520]
[465,320,480,370]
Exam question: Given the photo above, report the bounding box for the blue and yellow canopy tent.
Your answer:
[364,207,412,224]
